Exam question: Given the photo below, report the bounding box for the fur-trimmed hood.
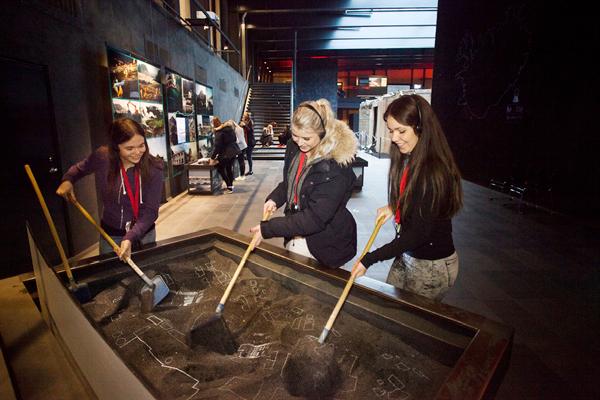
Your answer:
[309,120,357,166]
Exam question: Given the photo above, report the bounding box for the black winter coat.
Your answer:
[261,141,357,267]
[211,126,240,160]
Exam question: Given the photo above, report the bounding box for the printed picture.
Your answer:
[170,143,191,166]
[195,82,208,115]
[188,117,197,142]
[182,78,195,114]
[108,49,139,99]
[146,135,168,162]
[205,86,214,115]
[112,98,142,123]
[165,72,183,113]
[140,102,165,138]
[168,113,190,145]
[137,61,162,102]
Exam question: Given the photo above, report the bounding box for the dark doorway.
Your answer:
[0,56,70,279]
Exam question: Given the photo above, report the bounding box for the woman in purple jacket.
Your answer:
[56,118,163,260]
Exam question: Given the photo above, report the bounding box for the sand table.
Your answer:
[83,250,450,399]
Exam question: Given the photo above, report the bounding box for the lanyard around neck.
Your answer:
[120,164,140,220]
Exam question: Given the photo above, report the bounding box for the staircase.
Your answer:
[248,83,291,160]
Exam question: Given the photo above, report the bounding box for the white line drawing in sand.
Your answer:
[219,376,264,400]
[372,374,410,400]
[337,353,359,393]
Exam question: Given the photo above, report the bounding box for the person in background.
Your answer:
[240,112,256,175]
[56,118,163,260]
[260,124,274,147]
[250,99,358,268]
[278,124,291,147]
[232,120,247,181]
[210,117,240,194]
[353,94,463,300]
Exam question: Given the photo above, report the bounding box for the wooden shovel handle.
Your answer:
[24,165,75,283]
[217,210,273,311]
[320,213,387,341]
[68,197,153,286]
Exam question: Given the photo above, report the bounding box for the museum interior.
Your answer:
[0,1,598,399]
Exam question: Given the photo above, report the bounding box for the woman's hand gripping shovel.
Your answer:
[24,165,91,302]
[187,209,273,350]
[68,196,169,313]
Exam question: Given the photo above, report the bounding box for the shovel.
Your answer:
[318,212,387,343]
[187,209,272,349]
[24,165,91,303]
[68,197,169,313]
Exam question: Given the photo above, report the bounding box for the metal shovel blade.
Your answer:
[140,274,170,313]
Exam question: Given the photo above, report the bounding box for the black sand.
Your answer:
[82,250,450,399]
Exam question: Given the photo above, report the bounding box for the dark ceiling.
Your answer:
[232,0,437,73]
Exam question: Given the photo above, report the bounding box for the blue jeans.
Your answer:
[245,146,254,172]
[99,228,156,255]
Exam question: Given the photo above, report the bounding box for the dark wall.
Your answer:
[0,1,246,255]
[295,58,338,111]
[432,0,598,220]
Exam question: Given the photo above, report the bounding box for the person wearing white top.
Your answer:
[232,120,248,180]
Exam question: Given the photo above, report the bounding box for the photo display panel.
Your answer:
[107,47,168,173]
[194,82,215,158]
[165,69,198,176]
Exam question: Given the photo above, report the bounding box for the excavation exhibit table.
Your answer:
[25,227,513,400]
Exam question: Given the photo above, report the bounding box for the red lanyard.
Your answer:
[293,153,307,205]
[395,166,409,225]
[121,165,140,221]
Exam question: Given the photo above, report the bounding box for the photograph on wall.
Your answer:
[165,72,183,113]
[198,115,212,137]
[139,102,165,138]
[182,77,195,114]
[167,113,188,145]
[195,82,208,114]
[137,60,162,102]
[112,98,142,123]
[108,49,139,99]
[170,143,192,177]
[205,86,214,115]
[188,116,197,142]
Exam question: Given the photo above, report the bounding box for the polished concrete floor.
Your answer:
[2,151,599,399]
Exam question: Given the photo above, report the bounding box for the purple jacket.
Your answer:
[62,147,163,242]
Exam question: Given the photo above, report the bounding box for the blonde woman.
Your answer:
[250,99,358,268]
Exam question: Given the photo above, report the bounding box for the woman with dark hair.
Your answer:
[250,98,358,268]
[353,94,463,300]
[56,118,164,260]
[209,116,240,193]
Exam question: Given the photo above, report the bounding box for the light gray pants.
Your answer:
[99,229,156,255]
[386,251,459,300]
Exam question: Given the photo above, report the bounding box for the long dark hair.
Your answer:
[107,118,159,191]
[385,95,463,219]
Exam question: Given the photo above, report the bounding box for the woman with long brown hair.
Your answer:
[56,118,163,259]
[354,94,463,300]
